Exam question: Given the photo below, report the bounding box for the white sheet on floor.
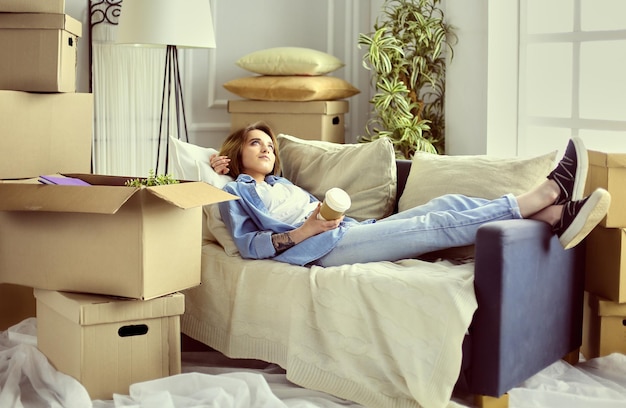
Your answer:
[2,318,626,407]
[0,320,91,408]
[91,372,362,408]
[509,353,626,408]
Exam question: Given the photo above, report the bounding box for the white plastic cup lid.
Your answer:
[325,188,351,212]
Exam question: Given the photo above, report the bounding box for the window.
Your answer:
[519,0,626,156]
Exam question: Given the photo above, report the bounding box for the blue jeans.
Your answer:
[316,193,522,267]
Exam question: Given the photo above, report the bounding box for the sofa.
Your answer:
[174,134,585,408]
[395,159,585,405]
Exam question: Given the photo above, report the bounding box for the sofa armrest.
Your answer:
[466,219,585,396]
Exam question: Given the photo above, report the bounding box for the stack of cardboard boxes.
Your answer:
[582,150,626,359]
[0,0,91,331]
[0,0,236,400]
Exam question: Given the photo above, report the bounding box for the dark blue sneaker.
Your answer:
[553,188,611,249]
[548,137,588,205]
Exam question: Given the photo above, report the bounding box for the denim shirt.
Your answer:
[218,174,361,266]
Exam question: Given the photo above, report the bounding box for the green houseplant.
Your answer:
[125,170,179,187]
[358,0,455,158]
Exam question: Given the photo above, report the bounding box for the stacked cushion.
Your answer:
[235,47,344,76]
[224,47,359,102]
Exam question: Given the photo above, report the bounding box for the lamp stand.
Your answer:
[156,44,188,174]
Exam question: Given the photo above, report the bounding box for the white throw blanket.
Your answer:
[182,243,478,408]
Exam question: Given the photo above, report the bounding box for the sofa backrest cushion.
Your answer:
[278,134,397,221]
[398,150,557,212]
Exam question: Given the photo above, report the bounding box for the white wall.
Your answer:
[182,0,375,148]
[70,0,495,155]
[444,0,519,156]
[69,0,380,148]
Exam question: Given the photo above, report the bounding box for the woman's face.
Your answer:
[240,129,276,182]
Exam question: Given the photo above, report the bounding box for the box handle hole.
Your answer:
[118,324,149,337]
[623,319,626,326]
[68,37,74,47]
[332,116,340,125]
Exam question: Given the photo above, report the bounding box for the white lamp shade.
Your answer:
[117,0,216,48]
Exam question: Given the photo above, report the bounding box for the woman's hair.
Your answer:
[219,121,282,179]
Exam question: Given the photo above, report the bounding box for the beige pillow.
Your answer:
[223,76,360,102]
[278,134,397,221]
[398,151,558,212]
[236,47,344,76]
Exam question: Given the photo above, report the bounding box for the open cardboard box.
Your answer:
[0,174,238,300]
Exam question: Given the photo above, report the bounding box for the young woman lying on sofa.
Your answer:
[209,122,610,268]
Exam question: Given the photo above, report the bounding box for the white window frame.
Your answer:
[518,0,626,156]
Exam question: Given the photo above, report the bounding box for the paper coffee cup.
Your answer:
[317,188,351,221]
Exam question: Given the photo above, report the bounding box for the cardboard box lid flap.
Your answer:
[0,13,82,37]
[35,289,185,325]
[146,182,239,209]
[588,150,626,168]
[67,173,238,209]
[0,183,135,214]
[0,174,238,213]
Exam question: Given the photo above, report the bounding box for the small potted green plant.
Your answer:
[358,0,455,158]
[125,170,179,187]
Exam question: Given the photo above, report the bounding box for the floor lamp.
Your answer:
[116,0,216,174]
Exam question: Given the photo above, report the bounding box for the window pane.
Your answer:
[579,129,626,152]
[527,0,573,34]
[580,41,626,121]
[523,126,572,158]
[582,0,626,31]
[526,44,573,118]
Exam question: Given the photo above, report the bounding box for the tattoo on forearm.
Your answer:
[272,232,295,253]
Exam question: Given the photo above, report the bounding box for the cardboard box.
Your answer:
[0,13,81,92]
[585,150,626,227]
[228,100,348,143]
[0,284,35,331]
[0,90,92,179]
[35,289,184,400]
[582,292,626,359]
[585,226,626,303]
[0,174,238,299]
[0,0,65,13]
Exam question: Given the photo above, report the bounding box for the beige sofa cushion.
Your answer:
[278,134,397,221]
[399,151,557,212]
[223,76,359,102]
